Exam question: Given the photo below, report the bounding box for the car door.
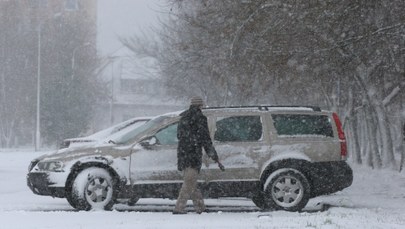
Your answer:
[129,121,183,185]
[205,114,268,182]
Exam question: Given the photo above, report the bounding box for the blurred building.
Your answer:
[93,57,183,131]
[28,0,182,133]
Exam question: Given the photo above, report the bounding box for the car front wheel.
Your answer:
[71,167,115,211]
[262,168,310,212]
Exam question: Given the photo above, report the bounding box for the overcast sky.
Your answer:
[97,0,164,56]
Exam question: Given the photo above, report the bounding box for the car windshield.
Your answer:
[107,115,170,145]
[87,118,149,140]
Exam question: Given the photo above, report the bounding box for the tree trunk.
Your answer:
[373,103,396,168]
[400,89,405,172]
[350,113,362,164]
[344,85,362,164]
[365,104,382,169]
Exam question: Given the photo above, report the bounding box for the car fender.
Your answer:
[66,155,130,188]
[259,152,311,188]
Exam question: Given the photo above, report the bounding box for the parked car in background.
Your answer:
[60,117,151,148]
[27,106,352,212]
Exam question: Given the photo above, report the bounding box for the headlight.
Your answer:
[28,159,39,172]
[37,161,65,172]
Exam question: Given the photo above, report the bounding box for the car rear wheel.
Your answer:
[262,168,310,212]
[71,167,115,211]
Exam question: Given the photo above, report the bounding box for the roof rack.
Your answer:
[203,105,322,112]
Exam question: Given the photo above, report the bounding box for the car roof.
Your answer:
[153,106,331,122]
[203,105,323,112]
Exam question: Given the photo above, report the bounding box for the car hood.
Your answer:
[34,143,132,163]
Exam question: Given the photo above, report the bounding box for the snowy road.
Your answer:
[1,150,405,229]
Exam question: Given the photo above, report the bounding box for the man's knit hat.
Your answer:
[190,96,204,106]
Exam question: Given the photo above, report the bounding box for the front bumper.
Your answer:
[26,172,66,198]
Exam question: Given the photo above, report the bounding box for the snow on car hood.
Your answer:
[33,143,129,163]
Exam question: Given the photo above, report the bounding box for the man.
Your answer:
[173,96,224,214]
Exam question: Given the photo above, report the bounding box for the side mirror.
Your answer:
[139,136,157,149]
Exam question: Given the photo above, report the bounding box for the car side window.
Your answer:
[155,122,179,145]
[214,116,262,142]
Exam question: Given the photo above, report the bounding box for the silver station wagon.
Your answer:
[27,106,353,212]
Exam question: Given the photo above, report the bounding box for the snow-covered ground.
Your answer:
[1,149,405,229]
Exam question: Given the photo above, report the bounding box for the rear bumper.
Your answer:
[27,172,65,198]
[309,161,353,197]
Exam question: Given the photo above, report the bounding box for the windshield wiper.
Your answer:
[108,140,116,144]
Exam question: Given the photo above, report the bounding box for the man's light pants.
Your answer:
[174,167,205,213]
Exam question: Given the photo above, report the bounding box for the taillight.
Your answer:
[332,112,347,160]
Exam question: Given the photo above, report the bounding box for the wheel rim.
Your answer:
[85,176,112,205]
[271,175,304,208]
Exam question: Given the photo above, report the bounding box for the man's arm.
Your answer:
[198,116,219,162]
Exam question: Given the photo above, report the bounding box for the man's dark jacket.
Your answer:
[177,105,219,171]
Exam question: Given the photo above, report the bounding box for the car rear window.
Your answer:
[271,114,333,137]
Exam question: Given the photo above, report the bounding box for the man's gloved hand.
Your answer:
[217,161,225,171]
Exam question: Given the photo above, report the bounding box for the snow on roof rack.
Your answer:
[203,105,321,112]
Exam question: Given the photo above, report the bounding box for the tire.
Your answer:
[262,168,310,212]
[65,190,78,209]
[71,167,116,211]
